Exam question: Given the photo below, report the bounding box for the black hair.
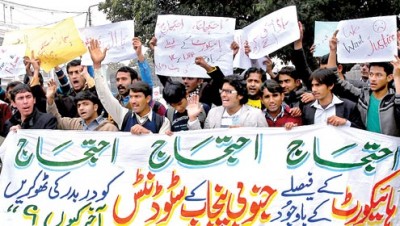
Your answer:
[6,81,23,92]
[116,66,139,81]
[223,75,248,105]
[277,66,299,80]
[163,81,186,104]
[369,62,394,76]
[310,68,336,87]
[129,81,152,97]
[243,67,267,82]
[74,90,103,115]
[10,83,33,102]
[261,79,284,94]
[66,59,81,72]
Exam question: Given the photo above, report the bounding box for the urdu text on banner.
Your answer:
[0,125,399,225]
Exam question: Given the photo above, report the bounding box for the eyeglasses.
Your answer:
[219,89,238,94]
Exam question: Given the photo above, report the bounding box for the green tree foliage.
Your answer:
[99,0,400,64]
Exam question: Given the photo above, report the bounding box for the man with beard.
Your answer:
[113,37,166,116]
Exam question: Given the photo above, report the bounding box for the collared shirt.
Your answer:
[265,105,285,122]
[311,94,351,127]
[82,116,106,131]
[121,95,130,107]
[133,110,152,125]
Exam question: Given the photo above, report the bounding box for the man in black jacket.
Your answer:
[4,84,57,136]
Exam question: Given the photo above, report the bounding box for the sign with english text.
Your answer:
[0,126,399,225]
[154,15,235,78]
[0,45,26,78]
[337,16,398,63]
[79,20,137,65]
[243,5,300,59]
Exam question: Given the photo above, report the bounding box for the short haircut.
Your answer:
[129,81,152,97]
[369,62,394,76]
[116,66,139,81]
[243,67,267,82]
[277,66,299,80]
[223,75,248,105]
[310,68,336,87]
[320,54,329,65]
[163,81,186,104]
[74,90,103,115]
[66,59,81,72]
[261,79,284,94]
[6,81,23,92]
[74,90,100,106]
[10,83,32,102]
[340,63,355,75]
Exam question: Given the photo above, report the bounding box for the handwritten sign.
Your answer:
[0,45,26,78]
[243,5,300,59]
[0,126,399,225]
[314,21,339,57]
[80,20,136,65]
[155,15,235,78]
[337,16,397,63]
[4,18,87,72]
[233,29,252,70]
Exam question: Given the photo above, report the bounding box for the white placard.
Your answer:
[314,21,339,57]
[80,20,136,65]
[0,45,26,78]
[155,15,236,78]
[243,5,300,59]
[233,29,252,70]
[337,16,397,63]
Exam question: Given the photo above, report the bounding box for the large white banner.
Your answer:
[243,5,300,59]
[154,15,235,78]
[0,45,26,78]
[0,125,399,225]
[337,16,397,63]
[79,20,136,65]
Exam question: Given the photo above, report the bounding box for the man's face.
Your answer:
[77,100,98,122]
[12,91,35,119]
[360,63,370,79]
[67,65,86,92]
[311,80,332,102]
[182,77,202,93]
[116,72,134,96]
[129,91,150,116]
[369,66,391,92]
[170,98,188,113]
[278,74,298,94]
[220,83,242,110]
[246,72,262,98]
[261,88,284,114]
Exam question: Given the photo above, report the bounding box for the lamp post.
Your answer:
[86,4,99,27]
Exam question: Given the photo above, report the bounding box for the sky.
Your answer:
[0,0,110,29]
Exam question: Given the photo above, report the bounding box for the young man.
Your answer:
[113,37,166,116]
[302,69,365,129]
[188,76,268,129]
[277,66,309,108]
[4,83,57,136]
[46,80,118,131]
[88,39,170,134]
[261,80,302,129]
[329,32,400,136]
[163,81,210,133]
[243,67,266,109]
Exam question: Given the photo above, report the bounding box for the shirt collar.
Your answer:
[132,109,153,121]
[311,94,343,109]
[264,105,285,121]
[81,115,105,130]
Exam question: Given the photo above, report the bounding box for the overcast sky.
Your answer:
[1,0,110,29]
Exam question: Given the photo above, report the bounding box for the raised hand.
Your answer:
[186,94,202,122]
[88,39,107,69]
[46,79,57,104]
